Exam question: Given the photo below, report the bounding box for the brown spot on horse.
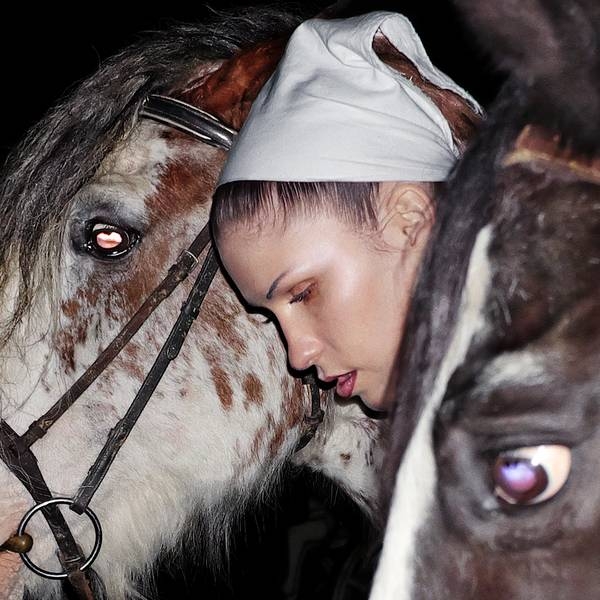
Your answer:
[212,365,233,411]
[242,373,264,409]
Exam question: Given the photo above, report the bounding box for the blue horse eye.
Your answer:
[493,457,548,504]
[492,445,571,506]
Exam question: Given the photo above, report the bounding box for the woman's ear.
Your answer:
[376,182,435,249]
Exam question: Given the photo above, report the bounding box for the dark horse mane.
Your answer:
[0,5,307,342]
[383,0,600,507]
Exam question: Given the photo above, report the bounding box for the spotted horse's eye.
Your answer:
[492,445,571,505]
[82,221,140,259]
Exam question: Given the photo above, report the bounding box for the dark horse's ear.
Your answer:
[504,124,600,186]
[453,0,600,150]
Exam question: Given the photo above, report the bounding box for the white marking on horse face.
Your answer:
[97,121,173,181]
[480,351,547,391]
[369,226,493,600]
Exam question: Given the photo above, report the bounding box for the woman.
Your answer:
[211,11,481,412]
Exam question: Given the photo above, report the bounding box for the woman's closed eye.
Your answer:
[290,283,315,304]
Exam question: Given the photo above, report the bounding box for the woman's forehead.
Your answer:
[223,208,375,247]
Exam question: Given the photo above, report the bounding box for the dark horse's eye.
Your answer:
[82,221,140,259]
[492,445,571,506]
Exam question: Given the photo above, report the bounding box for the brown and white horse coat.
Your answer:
[0,11,385,599]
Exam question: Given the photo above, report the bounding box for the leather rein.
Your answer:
[0,95,324,599]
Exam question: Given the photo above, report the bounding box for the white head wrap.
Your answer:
[218,11,481,185]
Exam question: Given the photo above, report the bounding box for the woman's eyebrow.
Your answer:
[266,272,288,300]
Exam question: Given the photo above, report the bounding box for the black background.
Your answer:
[1,0,504,164]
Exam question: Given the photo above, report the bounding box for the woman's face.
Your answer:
[216,186,431,411]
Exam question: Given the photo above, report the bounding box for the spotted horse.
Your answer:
[0,7,388,599]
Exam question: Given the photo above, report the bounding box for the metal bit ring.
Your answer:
[17,498,103,579]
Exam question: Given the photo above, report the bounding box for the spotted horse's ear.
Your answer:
[179,36,288,132]
[179,1,387,131]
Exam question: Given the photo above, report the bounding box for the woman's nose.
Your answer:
[286,331,322,372]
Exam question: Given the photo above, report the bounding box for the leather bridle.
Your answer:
[0,94,324,599]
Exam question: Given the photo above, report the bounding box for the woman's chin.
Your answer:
[359,391,389,413]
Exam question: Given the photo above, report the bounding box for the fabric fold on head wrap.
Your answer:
[218,11,481,185]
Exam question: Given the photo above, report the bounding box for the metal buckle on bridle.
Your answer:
[0,94,324,598]
[177,248,200,269]
[139,94,237,150]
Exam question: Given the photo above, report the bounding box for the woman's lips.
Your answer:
[335,371,356,398]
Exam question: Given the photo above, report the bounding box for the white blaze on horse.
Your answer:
[371,0,600,598]
[0,9,387,599]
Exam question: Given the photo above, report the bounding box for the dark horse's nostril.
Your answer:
[0,532,33,554]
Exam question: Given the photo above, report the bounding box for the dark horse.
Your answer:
[370,0,600,598]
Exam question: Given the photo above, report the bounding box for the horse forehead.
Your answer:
[97,122,172,181]
[76,123,176,219]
